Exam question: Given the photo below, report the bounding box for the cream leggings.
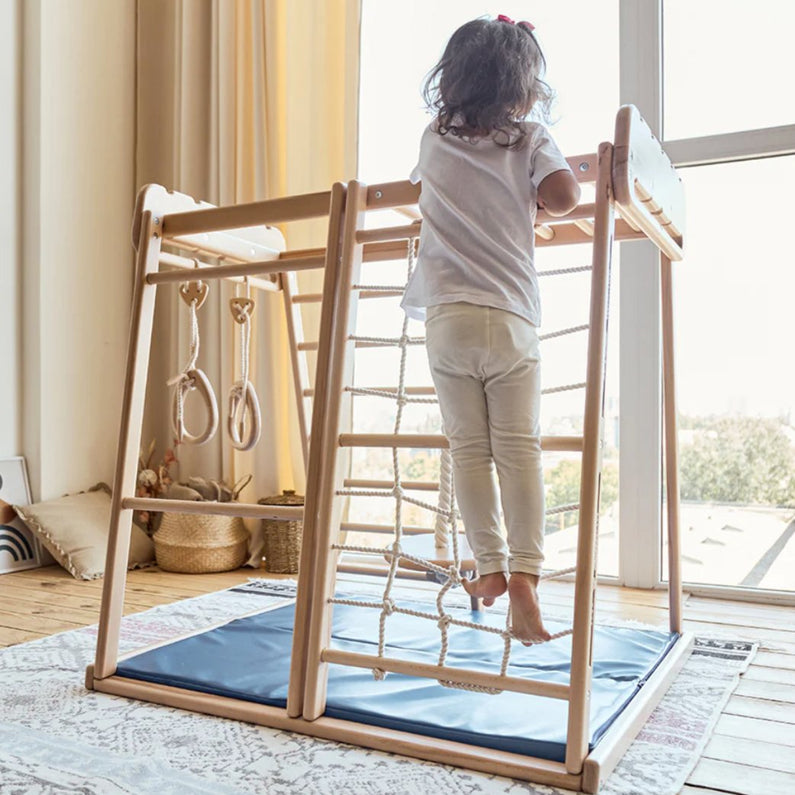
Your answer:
[425,302,544,577]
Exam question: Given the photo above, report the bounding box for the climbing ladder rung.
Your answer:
[304,385,435,398]
[356,223,421,244]
[344,478,440,492]
[298,337,425,352]
[338,433,583,452]
[293,289,403,304]
[321,649,571,699]
[122,497,304,521]
[340,522,440,536]
[305,382,585,398]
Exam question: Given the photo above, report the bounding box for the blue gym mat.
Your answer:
[116,595,677,762]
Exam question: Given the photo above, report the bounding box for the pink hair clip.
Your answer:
[496,14,535,32]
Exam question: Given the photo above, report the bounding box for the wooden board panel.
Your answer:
[735,679,795,704]
[755,650,795,669]
[724,695,795,724]
[703,734,795,774]
[743,665,795,687]
[688,757,795,795]
[612,104,685,258]
[714,713,795,747]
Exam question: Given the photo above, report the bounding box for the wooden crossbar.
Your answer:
[344,478,439,491]
[161,190,333,236]
[121,497,303,522]
[353,217,645,248]
[321,648,572,699]
[340,521,438,536]
[157,252,280,293]
[146,254,326,285]
[338,433,584,452]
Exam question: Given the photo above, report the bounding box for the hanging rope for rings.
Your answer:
[227,279,261,451]
[169,272,219,445]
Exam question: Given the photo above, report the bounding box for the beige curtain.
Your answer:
[136,0,360,560]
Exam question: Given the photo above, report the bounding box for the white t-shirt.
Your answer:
[401,121,572,326]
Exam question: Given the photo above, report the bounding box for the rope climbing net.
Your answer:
[330,238,596,694]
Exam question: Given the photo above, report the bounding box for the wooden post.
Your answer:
[660,253,683,633]
[301,180,367,721]
[93,196,163,679]
[286,182,347,718]
[565,143,616,775]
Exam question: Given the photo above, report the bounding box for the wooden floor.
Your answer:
[0,565,793,794]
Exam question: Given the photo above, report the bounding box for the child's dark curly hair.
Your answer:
[422,18,553,149]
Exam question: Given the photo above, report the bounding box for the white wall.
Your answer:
[0,1,21,458]
[22,0,136,500]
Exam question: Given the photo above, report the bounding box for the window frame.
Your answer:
[618,0,795,604]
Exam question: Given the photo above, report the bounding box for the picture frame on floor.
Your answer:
[0,456,47,574]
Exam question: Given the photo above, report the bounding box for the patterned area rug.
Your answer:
[0,580,756,794]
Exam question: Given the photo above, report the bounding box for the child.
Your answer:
[402,16,580,644]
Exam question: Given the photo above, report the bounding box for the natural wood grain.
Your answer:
[703,734,795,775]
[688,757,795,795]
[714,713,795,747]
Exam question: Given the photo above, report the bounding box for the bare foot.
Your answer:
[462,571,507,607]
[508,573,551,645]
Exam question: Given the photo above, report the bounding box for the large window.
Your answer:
[663,0,795,141]
[357,0,795,598]
[660,1,795,595]
[662,156,795,592]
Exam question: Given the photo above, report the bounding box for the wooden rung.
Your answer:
[146,254,326,285]
[535,219,646,248]
[340,522,436,536]
[304,385,435,398]
[338,433,583,452]
[349,386,436,396]
[300,338,424,352]
[363,155,599,212]
[293,289,404,304]
[355,218,605,246]
[158,252,280,293]
[161,190,332,237]
[536,203,596,224]
[321,649,571,700]
[358,222,645,261]
[356,223,421,245]
[336,561,428,580]
[395,534,476,573]
[573,219,595,236]
[344,478,439,492]
[121,497,304,521]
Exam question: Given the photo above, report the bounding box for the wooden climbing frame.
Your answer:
[88,105,689,794]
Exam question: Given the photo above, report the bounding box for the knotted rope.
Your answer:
[227,282,261,451]
[169,277,218,445]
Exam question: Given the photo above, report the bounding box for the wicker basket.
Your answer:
[258,490,304,573]
[153,512,248,574]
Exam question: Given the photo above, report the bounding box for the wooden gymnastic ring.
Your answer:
[171,368,219,445]
[227,381,261,451]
